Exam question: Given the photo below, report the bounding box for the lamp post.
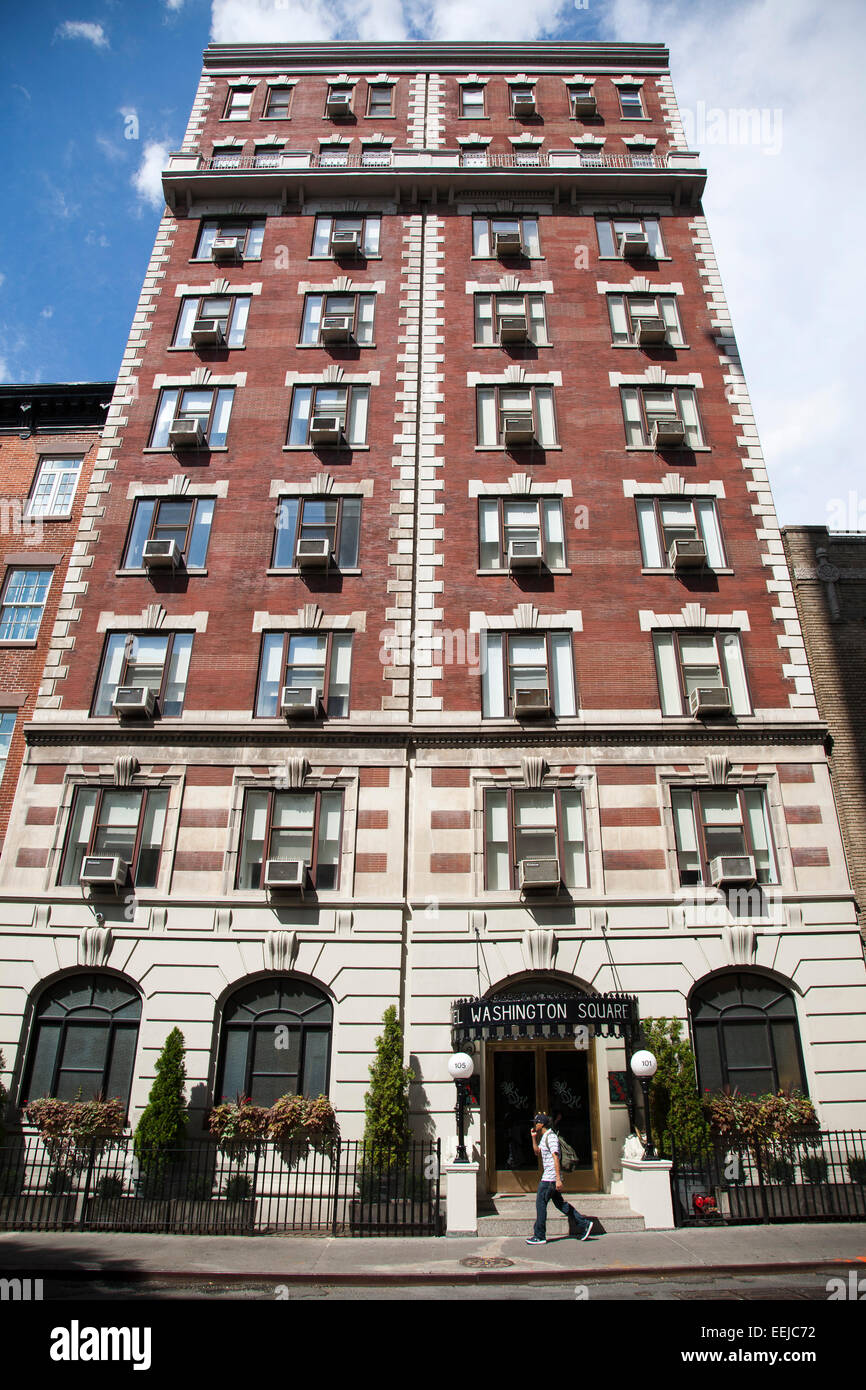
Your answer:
[447,1052,474,1163]
[630,1050,658,1160]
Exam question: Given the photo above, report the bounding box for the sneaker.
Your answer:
[525,1236,546,1245]
[578,1218,593,1241]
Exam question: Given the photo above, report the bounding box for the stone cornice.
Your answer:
[202,43,672,76]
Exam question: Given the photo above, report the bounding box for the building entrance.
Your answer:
[486,1040,602,1193]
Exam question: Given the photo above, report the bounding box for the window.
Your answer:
[367,84,393,117]
[254,144,283,168]
[264,85,293,118]
[256,631,353,717]
[513,147,541,167]
[596,216,664,258]
[217,979,332,1105]
[224,86,254,120]
[172,295,251,349]
[569,83,596,117]
[654,631,751,716]
[326,83,354,113]
[311,215,381,257]
[361,144,391,167]
[0,568,51,641]
[478,497,565,569]
[319,143,349,167]
[60,787,170,888]
[287,384,370,447]
[510,84,536,115]
[618,84,645,118]
[123,497,214,570]
[474,292,549,345]
[211,145,243,169]
[300,292,376,345]
[476,385,558,448]
[461,144,488,168]
[149,387,235,449]
[472,216,541,258]
[484,787,587,889]
[273,496,361,569]
[635,497,726,570]
[193,219,265,261]
[577,146,604,167]
[26,456,83,518]
[460,84,486,118]
[691,973,807,1097]
[92,632,193,717]
[0,711,15,780]
[236,789,343,890]
[620,386,704,448]
[628,147,655,168]
[481,631,576,717]
[607,293,684,347]
[21,975,141,1109]
[671,787,777,886]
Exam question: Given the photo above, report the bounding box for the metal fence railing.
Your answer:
[0,1136,441,1237]
[670,1130,866,1225]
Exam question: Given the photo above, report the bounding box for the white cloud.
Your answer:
[0,356,10,382]
[131,141,171,209]
[0,273,5,290]
[11,84,31,102]
[55,20,110,48]
[40,307,54,319]
[164,0,186,9]
[210,0,572,41]
[85,231,110,248]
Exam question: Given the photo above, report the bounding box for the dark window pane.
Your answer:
[220,1030,247,1101]
[253,1024,299,1078]
[693,1025,724,1094]
[303,1030,330,1095]
[60,1023,110,1072]
[772,1020,805,1092]
[25,1023,62,1099]
[105,1026,138,1106]
[723,1020,771,1071]
[727,1068,774,1097]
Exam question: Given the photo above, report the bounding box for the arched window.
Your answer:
[21,974,141,1112]
[216,979,332,1105]
[690,972,807,1097]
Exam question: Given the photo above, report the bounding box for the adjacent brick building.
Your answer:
[1,43,864,1199]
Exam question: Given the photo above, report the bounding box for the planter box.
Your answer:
[0,1194,78,1229]
[83,1197,256,1233]
[721,1183,866,1222]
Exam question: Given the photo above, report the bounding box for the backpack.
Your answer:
[543,1129,579,1172]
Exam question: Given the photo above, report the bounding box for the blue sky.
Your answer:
[2,0,865,526]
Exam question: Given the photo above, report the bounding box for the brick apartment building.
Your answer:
[1,42,864,1198]
[0,384,111,849]
[782,526,866,934]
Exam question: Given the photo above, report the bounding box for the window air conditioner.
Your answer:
[635,316,668,345]
[709,855,756,888]
[326,92,353,118]
[507,538,543,570]
[280,686,321,718]
[263,859,307,890]
[319,315,354,342]
[80,856,128,891]
[112,686,157,718]
[651,417,686,448]
[503,414,535,445]
[168,418,206,449]
[621,231,650,257]
[572,92,597,116]
[668,538,707,570]
[210,236,243,265]
[142,539,183,570]
[330,229,362,255]
[494,230,524,256]
[190,318,226,348]
[498,314,529,342]
[513,686,551,716]
[309,415,344,445]
[519,857,561,890]
[689,686,732,717]
[295,538,331,570]
[512,93,536,116]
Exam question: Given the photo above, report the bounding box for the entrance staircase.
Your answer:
[477,1192,646,1236]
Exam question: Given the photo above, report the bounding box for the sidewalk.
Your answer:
[1,1224,864,1285]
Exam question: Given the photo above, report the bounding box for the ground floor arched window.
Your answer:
[21,973,142,1112]
[690,971,807,1096]
[216,978,332,1105]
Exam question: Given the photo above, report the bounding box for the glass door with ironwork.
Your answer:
[487,1043,600,1193]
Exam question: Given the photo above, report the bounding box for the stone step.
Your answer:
[476,1213,646,1234]
[477,1193,646,1234]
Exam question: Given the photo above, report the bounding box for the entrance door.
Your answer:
[487,1043,601,1193]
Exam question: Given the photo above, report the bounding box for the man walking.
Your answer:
[525,1112,593,1245]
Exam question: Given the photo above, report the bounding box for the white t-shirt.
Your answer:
[540,1130,559,1181]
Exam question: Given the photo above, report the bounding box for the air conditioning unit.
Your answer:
[320,314,353,342]
[519,857,561,890]
[507,538,543,570]
[512,92,536,116]
[668,537,707,570]
[168,418,206,449]
[142,539,183,570]
[263,859,307,890]
[572,92,597,116]
[309,414,344,445]
[689,686,732,717]
[112,686,157,718]
[709,854,756,888]
[80,856,128,892]
[330,229,362,256]
[621,231,650,257]
[513,686,551,716]
[280,686,321,718]
[295,538,331,569]
[494,230,524,256]
[210,236,243,265]
[499,314,529,342]
[635,316,668,345]
[326,92,353,118]
[651,417,686,448]
[190,318,226,348]
[503,414,535,445]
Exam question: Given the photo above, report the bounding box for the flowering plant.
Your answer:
[702,1090,818,1146]
[207,1097,270,1149]
[692,1193,720,1217]
[207,1093,339,1151]
[25,1096,125,1141]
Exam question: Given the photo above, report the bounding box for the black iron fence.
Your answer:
[671,1130,866,1225]
[0,1135,441,1237]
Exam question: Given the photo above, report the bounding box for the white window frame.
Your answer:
[26,456,83,519]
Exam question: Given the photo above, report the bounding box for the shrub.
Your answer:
[223,1173,252,1202]
[703,1091,819,1147]
[185,1173,214,1201]
[133,1028,188,1174]
[267,1093,307,1144]
[639,1019,710,1156]
[46,1168,72,1195]
[765,1155,795,1183]
[25,1096,125,1143]
[800,1154,828,1184]
[207,1098,270,1151]
[847,1157,866,1185]
[362,1007,414,1167]
[95,1175,125,1199]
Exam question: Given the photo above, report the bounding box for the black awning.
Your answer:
[451,992,639,1042]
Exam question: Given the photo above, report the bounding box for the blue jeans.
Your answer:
[534,1181,585,1240]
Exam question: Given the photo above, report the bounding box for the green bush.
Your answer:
[185,1173,214,1200]
[95,1175,125,1199]
[847,1157,866,1185]
[639,1019,710,1157]
[800,1154,828,1184]
[765,1155,795,1183]
[362,1007,414,1167]
[46,1168,72,1195]
[223,1173,252,1202]
[133,1029,188,1176]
